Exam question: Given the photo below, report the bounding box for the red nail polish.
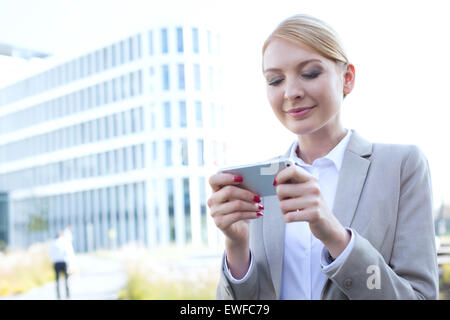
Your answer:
[256,212,264,217]
[258,204,264,210]
[253,195,261,203]
[234,176,243,182]
[273,178,277,186]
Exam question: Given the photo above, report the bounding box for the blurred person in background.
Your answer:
[49,231,75,299]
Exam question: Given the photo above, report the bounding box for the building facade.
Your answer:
[0,24,227,252]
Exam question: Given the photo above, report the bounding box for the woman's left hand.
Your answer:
[274,165,351,259]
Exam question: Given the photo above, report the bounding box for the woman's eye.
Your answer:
[302,71,321,79]
[268,79,283,86]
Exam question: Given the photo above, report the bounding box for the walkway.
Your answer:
[0,254,127,300]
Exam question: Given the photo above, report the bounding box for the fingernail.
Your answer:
[253,195,261,203]
[234,176,243,182]
[258,204,264,210]
[256,212,264,217]
[273,178,277,186]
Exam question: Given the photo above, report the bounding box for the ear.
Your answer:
[342,63,355,98]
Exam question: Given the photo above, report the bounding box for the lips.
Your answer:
[287,106,316,113]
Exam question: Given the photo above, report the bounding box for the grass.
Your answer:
[0,243,55,296]
[112,243,222,300]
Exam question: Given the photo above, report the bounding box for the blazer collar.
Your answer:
[263,129,372,299]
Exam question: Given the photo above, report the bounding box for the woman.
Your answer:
[207,14,438,299]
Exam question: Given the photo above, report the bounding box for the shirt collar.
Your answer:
[289,129,352,171]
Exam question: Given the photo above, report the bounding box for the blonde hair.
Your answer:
[262,14,349,66]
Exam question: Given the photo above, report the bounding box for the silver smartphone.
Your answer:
[218,157,296,197]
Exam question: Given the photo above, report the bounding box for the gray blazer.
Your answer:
[217,130,439,300]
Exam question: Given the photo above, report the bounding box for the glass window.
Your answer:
[137,34,142,58]
[181,138,188,166]
[162,65,170,90]
[195,101,202,127]
[121,75,126,99]
[129,36,134,61]
[192,28,199,53]
[130,108,136,133]
[163,102,171,128]
[104,82,109,104]
[112,79,117,102]
[120,40,125,64]
[161,28,168,54]
[199,176,207,243]
[138,70,142,95]
[152,141,157,161]
[103,47,109,70]
[165,140,172,166]
[183,177,191,242]
[95,50,101,73]
[179,101,187,128]
[111,44,117,67]
[129,72,135,97]
[79,56,85,78]
[197,139,204,166]
[176,27,183,53]
[178,64,185,90]
[87,54,93,75]
[167,178,175,243]
[149,30,154,55]
[193,64,200,91]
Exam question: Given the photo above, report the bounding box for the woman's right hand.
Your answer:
[207,173,264,246]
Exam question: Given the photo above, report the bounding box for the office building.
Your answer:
[0,23,227,252]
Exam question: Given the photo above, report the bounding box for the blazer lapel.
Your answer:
[332,130,372,228]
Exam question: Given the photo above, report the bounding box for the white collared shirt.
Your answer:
[224,129,356,300]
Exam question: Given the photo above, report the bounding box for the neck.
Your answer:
[296,125,347,165]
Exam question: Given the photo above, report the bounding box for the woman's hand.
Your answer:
[274,166,350,259]
[207,173,263,278]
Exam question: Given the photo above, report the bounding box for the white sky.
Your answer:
[0,0,449,207]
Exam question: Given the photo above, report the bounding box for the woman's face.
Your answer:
[263,38,353,136]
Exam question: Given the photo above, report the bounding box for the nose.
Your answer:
[284,77,305,102]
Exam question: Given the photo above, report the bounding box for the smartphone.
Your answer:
[218,157,295,196]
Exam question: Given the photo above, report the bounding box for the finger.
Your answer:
[275,165,314,185]
[276,181,320,201]
[208,173,245,193]
[283,207,316,223]
[279,197,318,215]
[210,199,264,219]
[214,211,263,230]
[208,184,261,209]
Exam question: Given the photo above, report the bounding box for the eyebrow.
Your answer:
[263,59,323,74]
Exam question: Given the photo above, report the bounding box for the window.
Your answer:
[163,102,171,128]
[197,139,204,166]
[129,36,134,61]
[129,72,135,97]
[195,101,202,127]
[178,64,185,90]
[149,30,154,55]
[165,140,172,166]
[120,40,125,64]
[111,44,117,67]
[103,47,109,70]
[192,28,199,53]
[193,64,200,90]
[181,138,188,166]
[176,27,183,53]
[167,178,175,243]
[179,101,187,128]
[162,65,170,90]
[152,141,157,161]
[183,177,191,243]
[137,34,142,58]
[161,28,168,54]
